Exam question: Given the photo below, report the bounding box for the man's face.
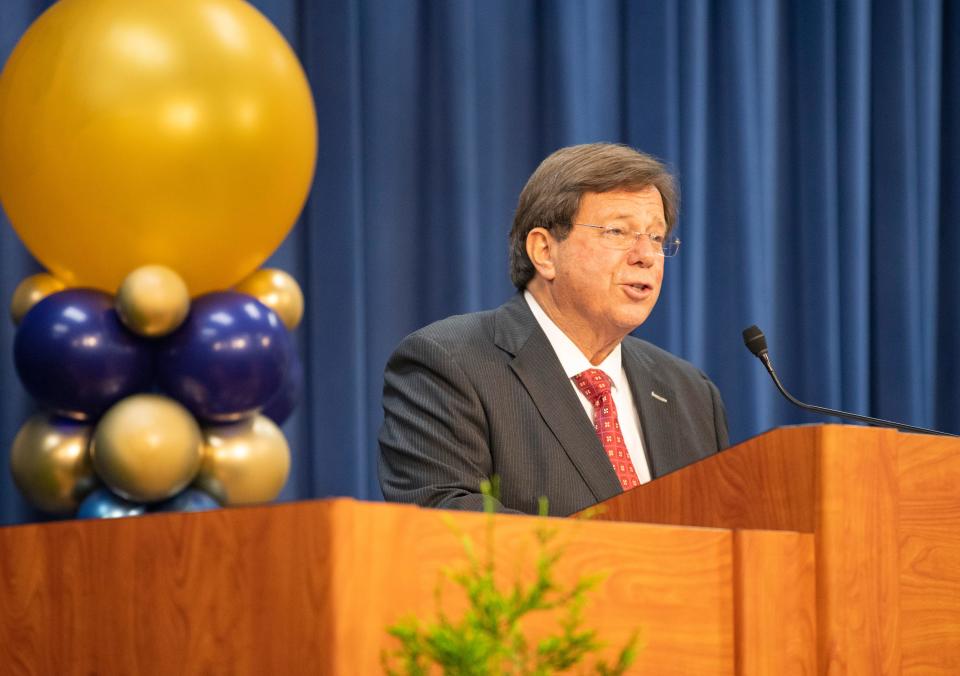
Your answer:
[549,186,666,341]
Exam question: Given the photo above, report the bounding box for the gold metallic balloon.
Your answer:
[195,415,290,505]
[234,268,304,330]
[10,413,96,514]
[116,265,190,337]
[9,273,66,324]
[90,394,203,503]
[0,0,317,295]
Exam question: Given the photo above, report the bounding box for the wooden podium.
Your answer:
[586,424,960,675]
[0,425,957,674]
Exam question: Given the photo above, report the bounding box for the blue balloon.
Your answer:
[77,488,146,519]
[262,349,303,426]
[157,291,293,422]
[14,289,154,420]
[151,488,220,513]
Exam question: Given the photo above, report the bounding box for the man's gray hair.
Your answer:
[508,143,678,289]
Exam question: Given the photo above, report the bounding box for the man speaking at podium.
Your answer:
[379,143,729,515]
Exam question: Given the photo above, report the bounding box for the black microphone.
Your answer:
[741,325,957,437]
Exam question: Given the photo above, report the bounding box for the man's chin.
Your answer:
[613,307,654,333]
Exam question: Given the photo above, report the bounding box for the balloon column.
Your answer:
[0,0,315,519]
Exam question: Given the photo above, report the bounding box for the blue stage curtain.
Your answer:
[2,0,957,525]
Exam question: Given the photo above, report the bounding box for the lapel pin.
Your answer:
[651,391,668,403]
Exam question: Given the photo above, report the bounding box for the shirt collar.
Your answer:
[523,290,624,389]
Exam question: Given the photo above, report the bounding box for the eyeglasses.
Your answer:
[574,224,681,257]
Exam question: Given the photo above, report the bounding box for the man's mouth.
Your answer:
[621,282,654,300]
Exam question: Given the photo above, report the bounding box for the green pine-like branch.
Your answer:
[382,480,642,675]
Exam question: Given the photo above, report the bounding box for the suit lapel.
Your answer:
[493,296,621,500]
[621,341,680,478]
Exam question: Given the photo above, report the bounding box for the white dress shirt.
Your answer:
[524,291,652,484]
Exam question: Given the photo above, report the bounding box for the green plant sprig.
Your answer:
[382,479,641,675]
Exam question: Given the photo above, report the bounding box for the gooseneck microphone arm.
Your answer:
[742,325,957,437]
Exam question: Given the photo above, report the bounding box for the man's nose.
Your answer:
[627,234,658,265]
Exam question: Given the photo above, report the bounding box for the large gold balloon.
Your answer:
[90,394,203,503]
[9,273,66,324]
[10,413,96,514]
[234,268,304,330]
[0,0,317,295]
[195,415,290,505]
[116,265,190,337]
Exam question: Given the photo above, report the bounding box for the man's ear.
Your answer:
[526,228,557,281]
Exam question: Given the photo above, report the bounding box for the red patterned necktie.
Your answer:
[572,368,640,491]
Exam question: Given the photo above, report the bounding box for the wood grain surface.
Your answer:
[734,529,816,675]
[896,432,960,674]
[0,498,781,675]
[337,502,738,675]
[586,424,960,675]
[584,425,820,532]
[0,502,336,675]
[815,426,901,675]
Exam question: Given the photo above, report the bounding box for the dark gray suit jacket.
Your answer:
[378,294,729,516]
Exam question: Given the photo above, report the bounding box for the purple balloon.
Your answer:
[157,291,293,422]
[262,349,303,426]
[14,289,154,420]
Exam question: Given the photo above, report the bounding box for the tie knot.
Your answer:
[572,369,613,400]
